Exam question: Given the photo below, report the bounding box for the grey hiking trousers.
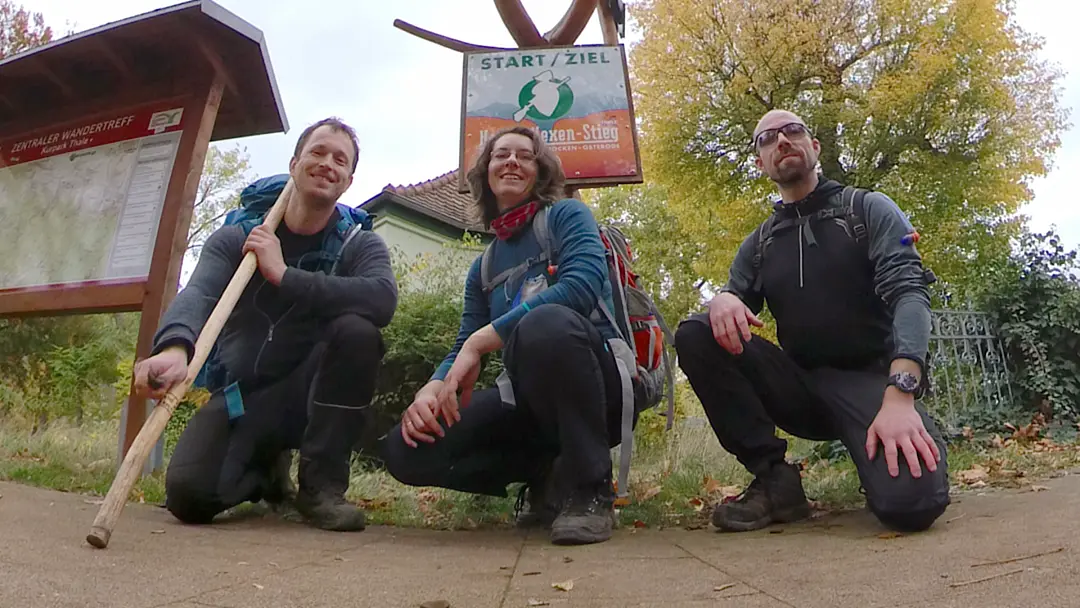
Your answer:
[675,314,950,532]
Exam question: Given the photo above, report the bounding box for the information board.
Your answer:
[0,103,184,293]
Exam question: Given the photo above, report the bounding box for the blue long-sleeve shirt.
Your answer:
[432,198,617,381]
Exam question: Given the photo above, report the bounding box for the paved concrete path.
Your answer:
[2,474,1079,608]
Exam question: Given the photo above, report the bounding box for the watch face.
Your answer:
[893,373,919,393]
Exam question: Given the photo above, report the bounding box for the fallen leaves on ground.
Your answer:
[957,465,989,484]
[1005,414,1046,443]
[714,583,736,592]
[356,498,391,511]
[552,579,574,592]
[416,489,443,526]
[12,448,44,462]
[252,583,264,590]
[878,531,903,540]
[527,600,550,607]
[703,475,741,499]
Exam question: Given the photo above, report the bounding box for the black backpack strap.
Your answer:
[846,186,869,243]
[751,215,776,292]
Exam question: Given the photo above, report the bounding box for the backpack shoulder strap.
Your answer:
[751,214,776,291]
[534,204,554,264]
[845,186,869,244]
[480,205,555,294]
[480,240,498,292]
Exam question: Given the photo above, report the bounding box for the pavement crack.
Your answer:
[497,531,530,608]
[673,541,799,608]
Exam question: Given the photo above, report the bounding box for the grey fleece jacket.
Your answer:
[152,217,398,389]
[722,186,933,373]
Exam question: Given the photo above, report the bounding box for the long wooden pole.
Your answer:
[86,179,295,549]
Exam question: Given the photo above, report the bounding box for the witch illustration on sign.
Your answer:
[514,70,574,122]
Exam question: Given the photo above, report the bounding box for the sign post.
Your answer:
[393,1,639,191]
[459,44,642,190]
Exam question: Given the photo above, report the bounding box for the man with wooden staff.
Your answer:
[132,117,398,532]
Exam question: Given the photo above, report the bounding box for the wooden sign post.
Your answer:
[0,0,288,461]
[393,1,636,195]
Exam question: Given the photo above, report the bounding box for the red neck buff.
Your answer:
[490,200,541,240]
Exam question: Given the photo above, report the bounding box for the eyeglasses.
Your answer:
[492,148,536,163]
[754,122,811,150]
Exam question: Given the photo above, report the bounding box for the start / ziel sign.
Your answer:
[459,44,643,190]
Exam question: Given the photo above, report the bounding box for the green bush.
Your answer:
[357,235,503,460]
[0,313,138,430]
[979,229,1080,419]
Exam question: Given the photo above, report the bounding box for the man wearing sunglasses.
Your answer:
[674,109,949,534]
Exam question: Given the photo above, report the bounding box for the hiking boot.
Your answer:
[294,490,367,532]
[711,461,810,532]
[515,460,560,529]
[262,451,297,511]
[550,478,616,545]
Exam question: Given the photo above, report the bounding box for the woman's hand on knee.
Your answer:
[437,346,483,427]
[402,381,445,448]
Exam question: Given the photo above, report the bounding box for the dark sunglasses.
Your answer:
[754,122,812,150]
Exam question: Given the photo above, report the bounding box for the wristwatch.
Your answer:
[887,372,921,395]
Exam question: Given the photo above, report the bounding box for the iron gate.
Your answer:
[923,308,1015,432]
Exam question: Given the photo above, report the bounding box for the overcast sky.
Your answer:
[29,0,1080,251]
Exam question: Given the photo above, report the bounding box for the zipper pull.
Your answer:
[267,325,274,342]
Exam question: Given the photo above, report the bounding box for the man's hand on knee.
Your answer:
[866,390,941,479]
[708,292,763,355]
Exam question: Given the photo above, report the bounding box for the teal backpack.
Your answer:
[192,173,374,393]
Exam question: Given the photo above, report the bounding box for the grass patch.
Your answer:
[4,412,1080,531]
[0,419,165,504]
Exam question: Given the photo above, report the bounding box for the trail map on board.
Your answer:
[0,105,184,292]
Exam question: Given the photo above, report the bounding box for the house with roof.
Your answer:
[360,170,493,286]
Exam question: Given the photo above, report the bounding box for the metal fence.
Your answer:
[923,308,1016,432]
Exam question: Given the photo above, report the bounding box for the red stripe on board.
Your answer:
[0,102,185,167]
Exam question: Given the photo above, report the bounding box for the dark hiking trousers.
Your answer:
[674,314,950,532]
[381,304,626,498]
[164,314,384,524]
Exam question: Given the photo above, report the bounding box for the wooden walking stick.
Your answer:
[86,179,295,549]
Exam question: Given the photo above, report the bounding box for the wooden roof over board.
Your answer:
[0,0,287,141]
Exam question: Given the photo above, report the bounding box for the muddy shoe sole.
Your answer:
[301,511,367,532]
[294,498,367,532]
[549,513,616,545]
[712,502,812,532]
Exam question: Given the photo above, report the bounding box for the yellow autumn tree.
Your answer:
[628,0,1068,300]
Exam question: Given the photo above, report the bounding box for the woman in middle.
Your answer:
[381,125,632,546]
